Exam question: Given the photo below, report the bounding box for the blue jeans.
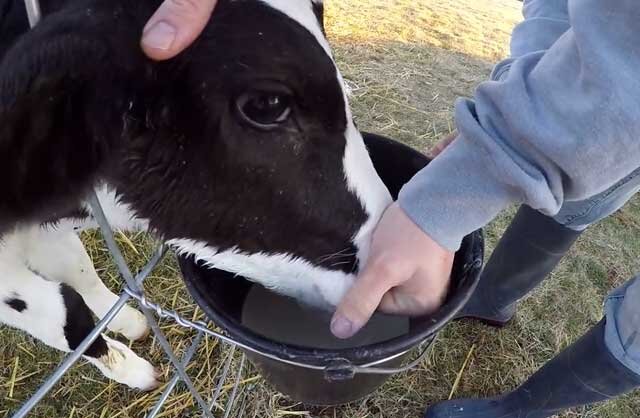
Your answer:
[552,167,640,231]
[554,171,640,376]
[494,0,640,376]
[605,276,640,376]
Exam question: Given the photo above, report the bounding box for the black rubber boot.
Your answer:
[425,320,640,418]
[456,205,582,327]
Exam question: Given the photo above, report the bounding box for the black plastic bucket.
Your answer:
[179,133,484,406]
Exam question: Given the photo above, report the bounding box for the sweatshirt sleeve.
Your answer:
[510,0,570,59]
[398,0,640,251]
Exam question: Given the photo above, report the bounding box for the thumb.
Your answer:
[330,263,395,339]
[427,130,457,159]
[141,0,218,61]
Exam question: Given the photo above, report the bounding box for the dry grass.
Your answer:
[2,0,640,417]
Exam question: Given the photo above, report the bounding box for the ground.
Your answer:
[2,0,640,417]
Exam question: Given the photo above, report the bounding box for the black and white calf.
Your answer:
[0,0,392,390]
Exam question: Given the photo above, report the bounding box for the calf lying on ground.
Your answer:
[0,0,392,389]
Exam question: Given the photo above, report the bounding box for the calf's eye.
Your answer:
[236,92,292,130]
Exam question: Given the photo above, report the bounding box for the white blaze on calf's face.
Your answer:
[261,0,393,264]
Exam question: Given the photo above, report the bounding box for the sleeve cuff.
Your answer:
[398,132,521,251]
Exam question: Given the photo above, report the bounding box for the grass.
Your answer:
[2,0,640,417]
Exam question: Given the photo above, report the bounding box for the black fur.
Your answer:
[4,296,27,312]
[60,283,109,358]
[40,206,91,229]
[0,0,157,233]
[0,0,365,273]
[312,1,325,31]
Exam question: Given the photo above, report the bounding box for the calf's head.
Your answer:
[0,0,392,308]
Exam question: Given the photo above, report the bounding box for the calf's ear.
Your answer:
[0,3,154,229]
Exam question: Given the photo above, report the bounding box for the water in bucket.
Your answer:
[241,284,410,349]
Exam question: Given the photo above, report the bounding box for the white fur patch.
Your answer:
[24,228,150,341]
[0,225,155,391]
[342,118,393,265]
[43,185,148,234]
[0,258,70,352]
[92,187,149,232]
[259,0,332,56]
[169,238,355,309]
[86,336,160,391]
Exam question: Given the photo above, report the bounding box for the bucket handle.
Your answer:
[323,337,436,381]
[123,287,438,380]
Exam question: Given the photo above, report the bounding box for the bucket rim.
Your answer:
[179,230,482,368]
[178,134,485,368]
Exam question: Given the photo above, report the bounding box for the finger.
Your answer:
[330,261,398,339]
[427,135,454,159]
[427,131,457,159]
[378,284,444,316]
[141,0,218,61]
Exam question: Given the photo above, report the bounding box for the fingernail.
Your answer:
[331,315,354,339]
[142,21,177,51]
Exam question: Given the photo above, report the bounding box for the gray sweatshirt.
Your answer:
[399,0,640,251]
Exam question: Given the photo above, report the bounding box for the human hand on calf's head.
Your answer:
[142,0,218,61]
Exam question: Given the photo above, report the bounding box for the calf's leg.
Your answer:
[0,263,159,390]
[25,228,149,341]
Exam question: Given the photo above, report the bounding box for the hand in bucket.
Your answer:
[331,203,455,339]
[142,0,218,60]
